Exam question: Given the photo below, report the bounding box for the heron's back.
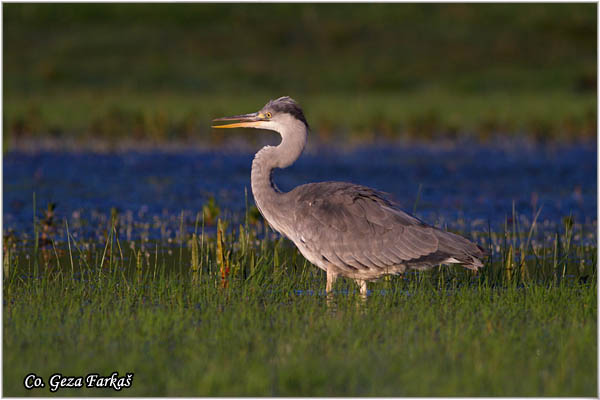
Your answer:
[273,181,486,279]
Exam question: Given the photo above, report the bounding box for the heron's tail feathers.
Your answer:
[436,230,488,270]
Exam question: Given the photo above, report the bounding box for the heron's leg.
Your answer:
[354,279,368,301]
[325,271,338,312]
[326,270,338,294]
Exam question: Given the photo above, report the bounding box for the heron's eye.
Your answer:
[265,112,272,119]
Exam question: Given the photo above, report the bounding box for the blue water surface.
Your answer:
[3,141,596,238]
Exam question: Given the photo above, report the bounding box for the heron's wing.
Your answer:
[290,182,446,274]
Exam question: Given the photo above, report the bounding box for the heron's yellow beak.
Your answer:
[212,112,266,129]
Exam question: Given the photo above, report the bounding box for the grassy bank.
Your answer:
[3,206,597,396]
[4,90,596,148]
[3,4,596,145]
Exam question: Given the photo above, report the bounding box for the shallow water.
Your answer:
[3,141,596,239]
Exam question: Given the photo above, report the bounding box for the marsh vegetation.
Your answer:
[3,3,596,149]
[3,181,597,395]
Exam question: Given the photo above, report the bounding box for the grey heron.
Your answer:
[213,96,487,298]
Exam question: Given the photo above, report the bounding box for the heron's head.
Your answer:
[212,96,309,133]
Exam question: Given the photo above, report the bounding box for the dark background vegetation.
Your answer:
[3,3,596,147]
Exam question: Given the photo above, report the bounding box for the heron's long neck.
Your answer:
[251,124,306,224]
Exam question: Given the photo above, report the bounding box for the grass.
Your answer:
[3,3,597,145]
[3,202,597,396]
[4,90,596,149]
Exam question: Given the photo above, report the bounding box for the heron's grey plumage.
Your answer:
[213,96,487,297]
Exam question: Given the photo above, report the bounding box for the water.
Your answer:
[3,141,596,240]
